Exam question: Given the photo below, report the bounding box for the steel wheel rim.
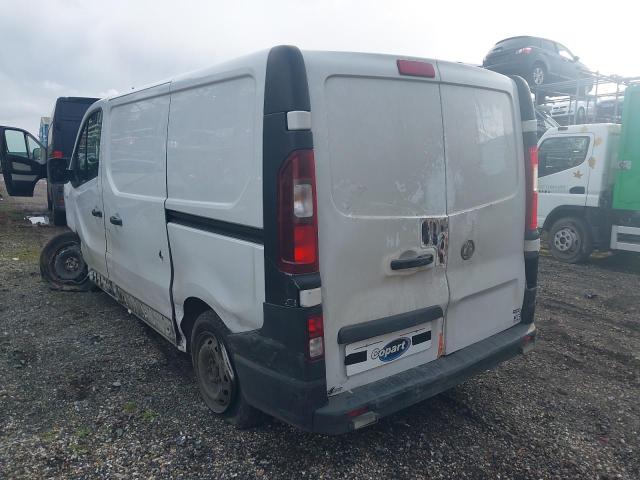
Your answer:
[533,67,544,85]
[51,244,88,282]
[197,333,234,413]
[554,227,580,253]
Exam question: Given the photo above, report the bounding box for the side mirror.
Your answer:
[32,147,44,162]
[573,55,580,62]
[49,157,71,184]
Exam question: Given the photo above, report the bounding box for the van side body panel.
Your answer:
[166,53,268,335]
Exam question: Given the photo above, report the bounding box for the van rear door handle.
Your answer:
[110,215,123,226]
[569,186,585,194]
[390,254,434,271]
[91,208,102,218]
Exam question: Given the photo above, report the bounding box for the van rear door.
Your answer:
[305,53,450,394]
[438,63,527,354]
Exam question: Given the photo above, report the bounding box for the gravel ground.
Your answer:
[1,180,639,479]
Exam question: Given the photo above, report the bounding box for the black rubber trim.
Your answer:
[264,45,311,115]
[337,306,443,345]
[344,351,367,366]
[166,209,263,245]
[227,302,327,431]
[412,331,431,345]
[313,322,535,434]
[390,254,434,271]
[509,75,536,122]
[262,45,319,306]
[521,285,537,324]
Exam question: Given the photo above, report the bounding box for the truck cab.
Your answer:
[538,117,640,261]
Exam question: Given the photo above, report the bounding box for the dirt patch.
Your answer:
[1,180,639,479]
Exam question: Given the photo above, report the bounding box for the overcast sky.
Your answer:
[1,0,636,134]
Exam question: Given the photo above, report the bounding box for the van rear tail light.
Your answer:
[277,149,319,274]
[527,146,539,231]
[307,314,324,360]
[397,60,436,78]
[52,150,63,159]
[516,47,533,55]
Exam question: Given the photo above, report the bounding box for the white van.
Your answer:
[37,46,539,434]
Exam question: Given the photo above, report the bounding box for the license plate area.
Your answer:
[344,323,432,376]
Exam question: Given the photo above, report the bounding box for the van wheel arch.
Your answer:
[180,297,219,353]
[187,305,266,428]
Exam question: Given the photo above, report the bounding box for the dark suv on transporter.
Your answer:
[483,36,592,96]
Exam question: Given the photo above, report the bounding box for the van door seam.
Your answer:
[436,80,452,353]
[162,90,182,349]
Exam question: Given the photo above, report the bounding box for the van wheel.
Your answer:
[52,202,67,226]
[39,231,93,291]
[191,311,265,429]
[549,217,593,263]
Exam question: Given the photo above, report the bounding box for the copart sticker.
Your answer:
[344,323,434,376]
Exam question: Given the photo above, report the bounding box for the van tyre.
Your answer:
[549,217,593,264]
[39,231,93,291]
[191,310,265,429]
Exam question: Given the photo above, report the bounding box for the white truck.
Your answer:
[538,122,640,262]
[18,46,539,434]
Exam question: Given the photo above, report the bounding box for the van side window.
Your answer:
[4,130,28,157]
[538,136,590,177]
[72,110,102,186]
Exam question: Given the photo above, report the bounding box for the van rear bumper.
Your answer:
[235,322,535,434]
[312,322,536,435]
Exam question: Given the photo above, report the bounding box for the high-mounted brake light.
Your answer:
[527,146,539,231]
[52,150,63,159]
[307,314,324,360]
[516,47,533,55]
[397,60,436,78]
[277,149,319,274]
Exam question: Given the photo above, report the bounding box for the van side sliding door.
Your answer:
[101,85,175,341]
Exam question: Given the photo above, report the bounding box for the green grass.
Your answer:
[122,401,137,414]
[75,427,92,439]
[142,409,157,422]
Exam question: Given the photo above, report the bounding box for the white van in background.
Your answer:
[35,46,539,434]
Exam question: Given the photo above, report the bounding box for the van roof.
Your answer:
[102,47,512,105]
